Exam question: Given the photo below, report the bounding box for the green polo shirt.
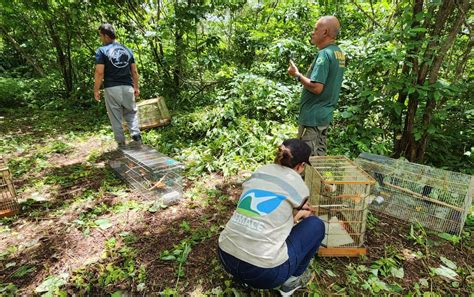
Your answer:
[298,44,346,127]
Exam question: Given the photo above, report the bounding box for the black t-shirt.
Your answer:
[95,42,135,88]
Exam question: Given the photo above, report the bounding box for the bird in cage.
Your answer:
[324,183,337,193]
[149,180,166,190]
[352,195,362,204]
[422,185,432,197]
[323,171,337,192]
[374,172,384,185]
[148,174,168,191]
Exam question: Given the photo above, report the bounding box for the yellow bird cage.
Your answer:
[305,156,375,257]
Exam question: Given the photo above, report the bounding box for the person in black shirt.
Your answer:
[94,23,141,147]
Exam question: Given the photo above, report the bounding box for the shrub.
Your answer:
[0,76,63,108]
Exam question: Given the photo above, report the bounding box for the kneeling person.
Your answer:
[218,139,325,295]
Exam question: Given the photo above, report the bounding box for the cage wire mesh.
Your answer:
[109,145,184,205]
[305,156,375,249]
[356,152,473,235]
[0,157,19,217]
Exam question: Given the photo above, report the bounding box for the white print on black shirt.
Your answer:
[107,46,131,68]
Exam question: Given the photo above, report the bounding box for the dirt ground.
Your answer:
[0,111,472,296]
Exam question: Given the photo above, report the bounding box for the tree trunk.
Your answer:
[454,37,473,80]
[174,30,183,94]
[46,20,73,96]
[0,25,46,77]
[173,0,188,96]
[416,1,455,86]
[393,0,469,162]
[415,0,471,161]
[392,0,424,158]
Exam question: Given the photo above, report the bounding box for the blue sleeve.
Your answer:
[309,51,329,85]
[95,48,105,64]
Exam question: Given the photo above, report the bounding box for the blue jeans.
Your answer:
[218,216,325,289]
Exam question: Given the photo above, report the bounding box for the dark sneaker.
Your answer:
[131,134,142,144]
[117,142,126,150]
[278,269,312,297]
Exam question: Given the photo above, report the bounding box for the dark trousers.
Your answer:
[218,216,325,289]
[298,125,328,156]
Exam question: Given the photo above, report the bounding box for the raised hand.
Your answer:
[288,60,300,77]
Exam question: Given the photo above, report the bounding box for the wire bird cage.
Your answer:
[122,97,171,130]
[109,144,184,205]
[356,153,473,235]
[0,157,19,218]
[305,156,375,257]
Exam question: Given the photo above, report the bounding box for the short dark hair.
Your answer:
[98,23,116,39]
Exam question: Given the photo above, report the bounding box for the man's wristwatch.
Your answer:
[295,74,301,82]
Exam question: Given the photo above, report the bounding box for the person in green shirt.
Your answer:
[288,16,346,156]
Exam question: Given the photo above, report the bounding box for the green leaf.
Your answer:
[94,219,112,230]
[437,233,461,244]
[410,27,428,33]
[341,111,352,118]
[325,269,336,277]
[180,221,191,231]
[35,273,68,293]
[440,256,457,270]
[111,291,123,297]
[414,131,422,141]
[6,262,16,268]
[137,283,146,292]
[427,125,436,134]
[12,265,36,278]
[390,267,404,278]
[161,255,176,261]
[393,103,403,116]
[431,265,458,280]
[419,278,429,287]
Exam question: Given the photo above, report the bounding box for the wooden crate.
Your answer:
[0,157,19,218]
[123,97,171,130]
[305,156,375,257]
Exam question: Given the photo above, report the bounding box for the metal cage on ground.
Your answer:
[109,144,184,205]
[305,156,375,257]
[356,152,473,235]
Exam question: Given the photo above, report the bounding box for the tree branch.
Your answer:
[0,25,46,77]
[349,0,380,28]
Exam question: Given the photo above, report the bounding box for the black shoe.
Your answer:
[131,134,142,144]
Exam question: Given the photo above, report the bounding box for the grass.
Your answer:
[0,106,472,296]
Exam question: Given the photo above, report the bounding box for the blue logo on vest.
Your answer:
[236,189,286,217]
